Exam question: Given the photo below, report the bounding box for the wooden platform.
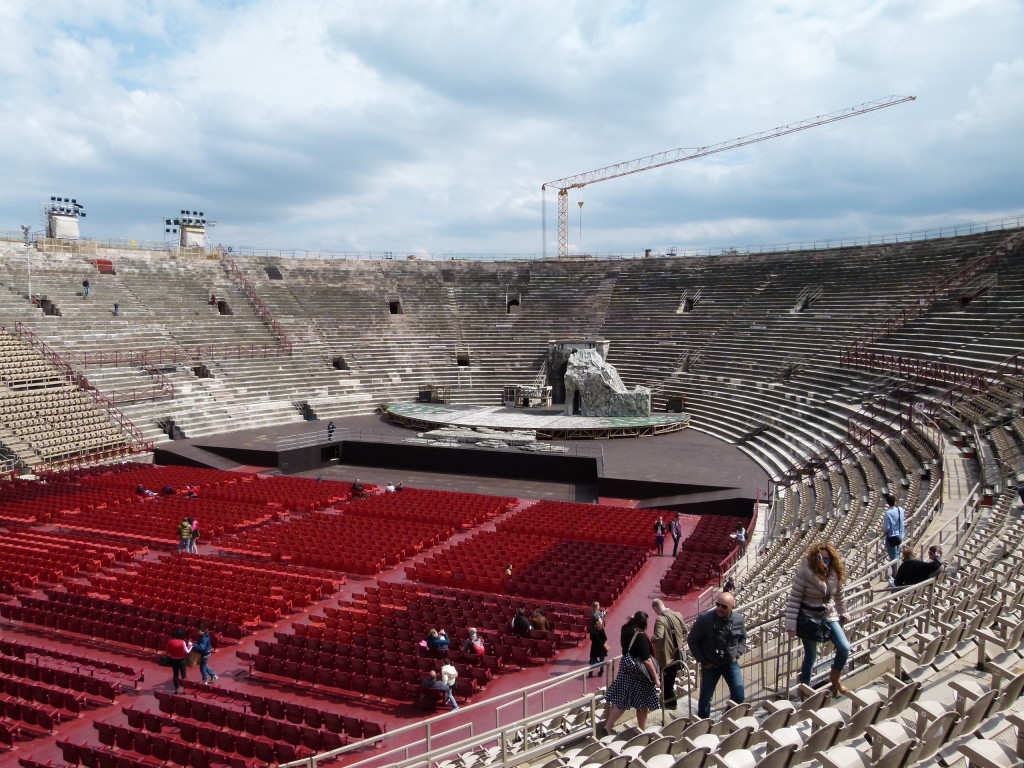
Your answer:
[387,402,690,439]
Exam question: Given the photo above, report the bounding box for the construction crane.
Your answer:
[541,95,916,258]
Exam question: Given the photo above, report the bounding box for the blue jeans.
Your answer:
[199,653,216,682]
[885,538,901,577]
[800,621,851,685]
[698,661,744,719]
[178,538,191,553]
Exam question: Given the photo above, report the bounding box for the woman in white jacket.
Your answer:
[785,541,852,695]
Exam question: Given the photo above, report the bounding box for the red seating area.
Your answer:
[72,463,244,494]
[0,639,143,689]
[659,514,748,596]
[201,475,353,512]
[344,488,516,529]
[215,510,456,574]
[0,478,129,524]
[53,496,278,548]
[496,500,666,548]
[249,580,588,702]
[409,530,647,604]
[0,539,109,592]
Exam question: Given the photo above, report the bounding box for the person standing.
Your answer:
[669,514,683,557]
[188,518,200,554]
[326,421,335,441]
[882,493,905,585]
[176,517,193,553]
[588,616,609,677]
[653,516,667,556]
[194,622,218,683]
[82,279,90,298]
[785,541,852,695]
[687,592,747,719]
[165,627,193,693]
[651,598,689,709]
[601,611,661,734]
[730,524,748,555]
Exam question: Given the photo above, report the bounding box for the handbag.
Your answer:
[627,632,660,685]
[185,650,202,668]
[157,654,173,667]
[796,606,831,642]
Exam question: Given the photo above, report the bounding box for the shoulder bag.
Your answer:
[795,604,831,642]
[627,632,660,684]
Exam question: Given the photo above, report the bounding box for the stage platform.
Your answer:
[386,402,690,439]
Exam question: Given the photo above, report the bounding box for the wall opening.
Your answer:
[332,355,350,371]
[192,364,213,378]
[216,300,233,315]
[38,298,61,317]
[389,300,403,315]
[506,298,520,315]
[456,351,471,367]
[264,266,283,280]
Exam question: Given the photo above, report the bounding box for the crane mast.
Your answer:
[542,95,916,258]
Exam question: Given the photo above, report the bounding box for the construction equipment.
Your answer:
[541,96,916,258]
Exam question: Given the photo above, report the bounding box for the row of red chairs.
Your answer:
[0,655,118,703]
[0,695,59,737]
[94,719,284,767]
[41,591,245,638]
[152,553,342,596]
[344,487,515,528]
[0,639,142,686]
[497,500,667,547]
[0,673,87,719]
[17,528,144,563]
[167,685,385,739]
[659,515,748,594]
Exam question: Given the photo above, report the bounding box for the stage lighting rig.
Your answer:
[44,195,86,238]
[164,209,217,247]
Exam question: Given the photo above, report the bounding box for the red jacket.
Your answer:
[165,638,192,659]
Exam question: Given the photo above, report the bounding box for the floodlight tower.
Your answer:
[164,210,217,248]
[542,96,916,257]
[44,196,87,239]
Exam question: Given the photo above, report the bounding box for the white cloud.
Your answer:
[0,0,1022,253]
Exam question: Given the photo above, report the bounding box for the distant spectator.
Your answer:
[426,628,450,652]
[462,627,485,655]
[653,515,667,556]
[209,293,217,305]
[723,577,736,594]
[112,302,119,316]
[194,622,218,683]
[176,517,193,553]
[503,563,513,578]
[531,607,549,632]
[730,524,748,555]
[511,608,532,637]
[669,514,683,557]
[588,616,608,677]
[82,279,89,298]
[164,627,193,694]
[184,484,199,499]
[421,670,458,711]
[188,518,200,554]
[163,485,176,496]
[894,545,943,588]
[326,421,335,441]
[385,482,396,493]
[351,479,365,499]
[589,601,607,629]
[882,493,906,585]
[136,484,156,498]
[440,658,458,687]
[395,481,405,492]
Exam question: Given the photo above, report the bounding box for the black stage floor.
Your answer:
[156,414,768,506]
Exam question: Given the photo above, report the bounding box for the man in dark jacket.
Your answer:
[687,592,747,718]
[894,545,943,588]
[652,598,688,709]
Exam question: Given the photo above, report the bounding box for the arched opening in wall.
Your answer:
[389,301,403,315]
[456,352,471,367]
[551,362,568,404]
[264,266,283,280]
[38,298,61,317]
[192,364,213,379]
[572,390,582,415]
[506,299,520,315]
[216,300,232,315]
[332,355,350,371]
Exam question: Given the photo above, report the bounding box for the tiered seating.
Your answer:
[201,474,354,511]
[660,515,748,596]
[496,501,666,547]
[409,530,647,602]
[0,535,118,592]
[0,477,131,524]
[215,510,456,573]
[344,487,516,529]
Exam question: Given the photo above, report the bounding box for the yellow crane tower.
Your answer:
[541,96,916,258]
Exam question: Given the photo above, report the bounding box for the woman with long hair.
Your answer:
[601,611,661,733]
[785,541,852,695]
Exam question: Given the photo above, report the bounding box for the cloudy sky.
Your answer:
[1,0,1022,256]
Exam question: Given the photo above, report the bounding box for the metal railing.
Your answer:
[220,252,293,355]
[4,215,1021,263]
[71,342,290,369]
